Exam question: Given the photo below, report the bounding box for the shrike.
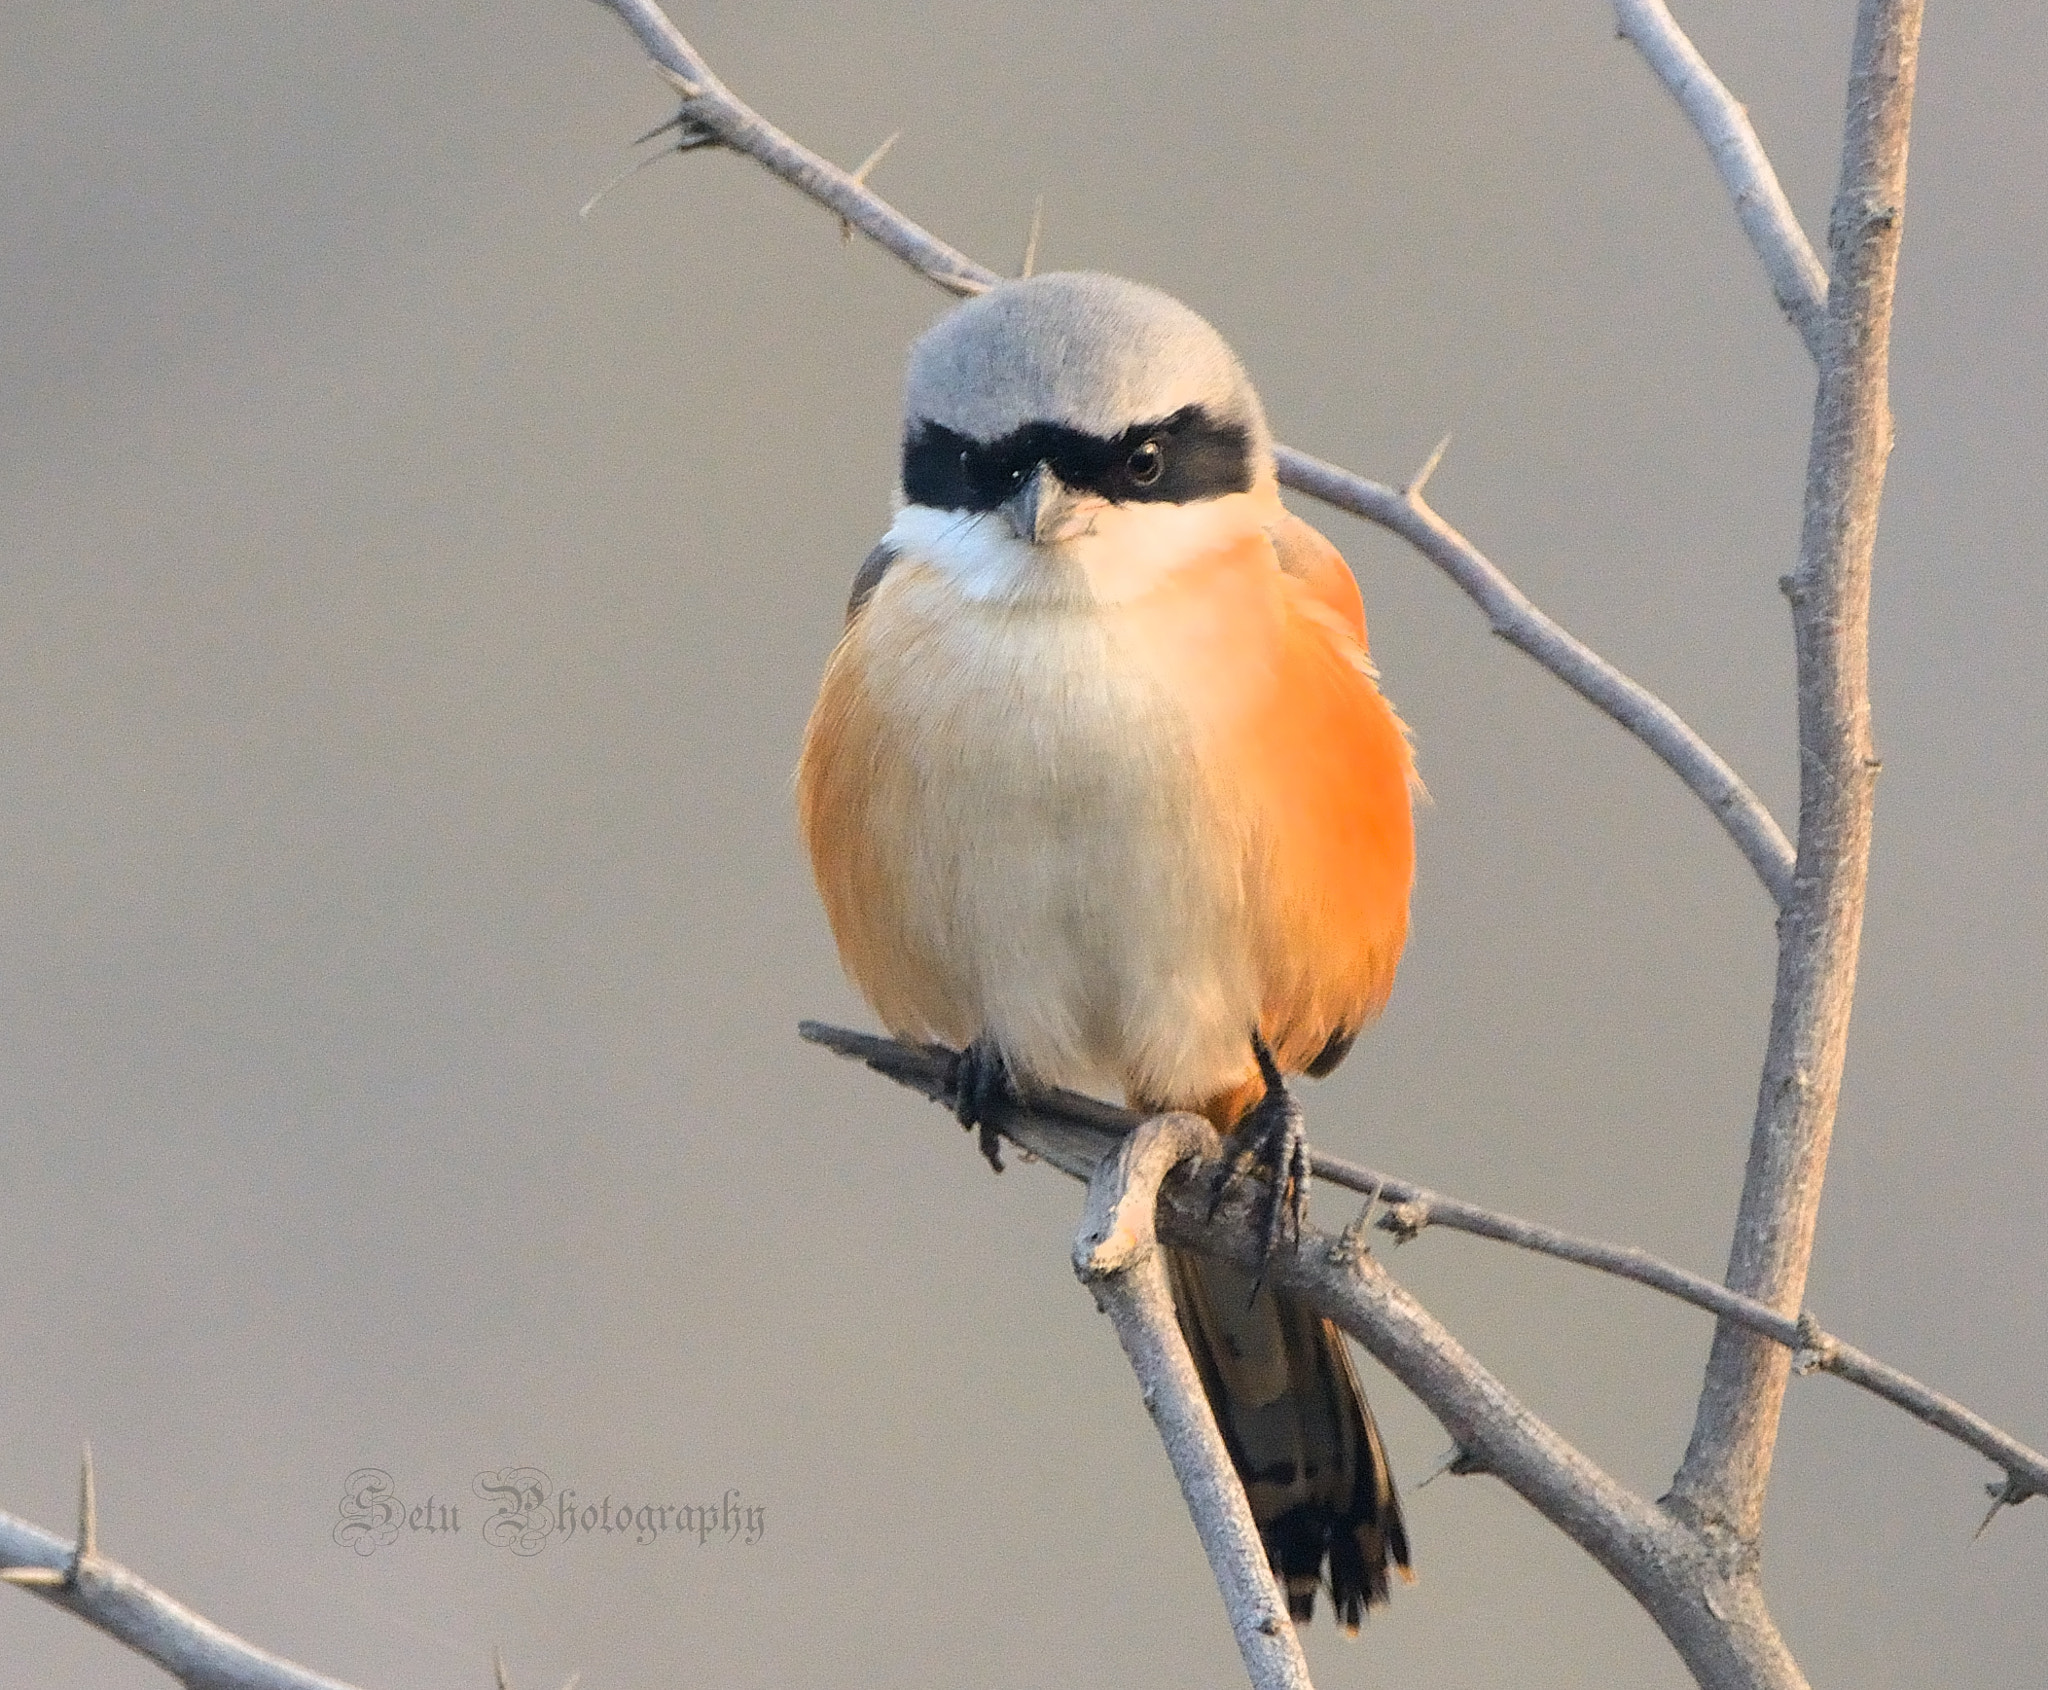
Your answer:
[799,272,1417,1629]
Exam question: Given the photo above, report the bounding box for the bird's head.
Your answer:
[891,273,1276,600]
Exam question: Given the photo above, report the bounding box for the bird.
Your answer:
[797,271,1417,1630]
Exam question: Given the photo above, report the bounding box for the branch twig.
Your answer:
[1276,448,1795,905]
[1165,1162,1803,1688]
[1614,0,1831,357]
[1669,0,1924,1545]
[801,1022,2047,1511]
[1073,1113,1315,1689]
[0,1453,364,1690]
[588,0,1795,908]
[599,0,996,294]
[795,1029,1799,1683]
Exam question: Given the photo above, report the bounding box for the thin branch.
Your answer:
[588,0,1794,908]
[1276,446,1796,906]
[1074,1113,1316,1690]
[1169,1167,1804,1690]
[796,1028,1795,1686]
[0,1494,364,1690]
[838,130,900,243]
[599,0,996,294]
[801,1022,2047,1509]
[1614,0,1831,358]
[1670,0,1923,1544]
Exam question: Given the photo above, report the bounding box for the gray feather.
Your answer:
[903,273,1273,469]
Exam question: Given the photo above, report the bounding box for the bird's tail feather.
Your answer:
[1163,1247,1410,1632]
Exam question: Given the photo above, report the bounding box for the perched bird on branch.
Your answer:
[798,272,1418,1630]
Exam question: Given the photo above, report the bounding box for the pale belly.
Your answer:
[852,578,1264,1107]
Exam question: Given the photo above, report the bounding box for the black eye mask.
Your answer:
[901,404,1254,512]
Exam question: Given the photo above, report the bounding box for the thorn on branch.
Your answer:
[1416,1444,1483,1488]
[75,1444,97,1571]
[1974,1472,2037,1540]
[643,66,723,153]
[0,1445,101,1592]
[840,131,902,242]
[1018,195,1044,278]
[636,109,721,153]
[578,148,680,220]
[1403,433,1452,502]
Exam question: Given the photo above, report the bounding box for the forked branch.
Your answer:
[804,1022,1799,1688]
[804,1022,2048,1511]
[1668,0,1924,1545]
[1614,0,1830,356]
[1073,1114,1316,1690]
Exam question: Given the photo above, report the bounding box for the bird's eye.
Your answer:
[1127,440,1165,486]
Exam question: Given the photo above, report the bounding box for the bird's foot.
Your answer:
[1210,1032,1312,1283]
[947,1035,1014,1173]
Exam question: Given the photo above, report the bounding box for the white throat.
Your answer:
[885,494,1268,607]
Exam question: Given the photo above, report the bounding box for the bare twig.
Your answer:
[1669,0,1924,1547]
[588,0,1794,907]
[795,1025,1802,1684]
[1275,446,1796,906]
[0,1491,364,1690]
[801,1022,2048,1511]
[1169,1167,1804,1688]
[1074,1113,1316,1689]
[598,0,996,293]
[1614,0,1831,357]
[838,130,901,243]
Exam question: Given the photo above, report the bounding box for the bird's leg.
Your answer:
[1211,1030,1312,1273]
[947,1034,1014,1174]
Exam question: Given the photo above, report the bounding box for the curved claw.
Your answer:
[1208,1032,1312,1295]
[948,1037,1013,1173]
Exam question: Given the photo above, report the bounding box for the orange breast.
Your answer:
[1143,524,1414,1120]
[799,512,1415,1123]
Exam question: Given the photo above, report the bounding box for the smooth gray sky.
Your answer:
[3,3,2042,1686]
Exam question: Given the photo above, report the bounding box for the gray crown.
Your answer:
[904,272,1273,470]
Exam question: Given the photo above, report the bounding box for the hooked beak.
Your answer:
[1000,462,1098,545]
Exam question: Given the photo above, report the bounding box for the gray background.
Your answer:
[3,2,2042,1685]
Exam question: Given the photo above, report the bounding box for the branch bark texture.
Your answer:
[1073,1114,1316,1690]
[1277,448,1796,904]
[1670,0,1924,1545]
[1163,1182,1805,1690]
[804,1021,2048,1510]
[0,1505,362,1690]
[1614,0,1831,356]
